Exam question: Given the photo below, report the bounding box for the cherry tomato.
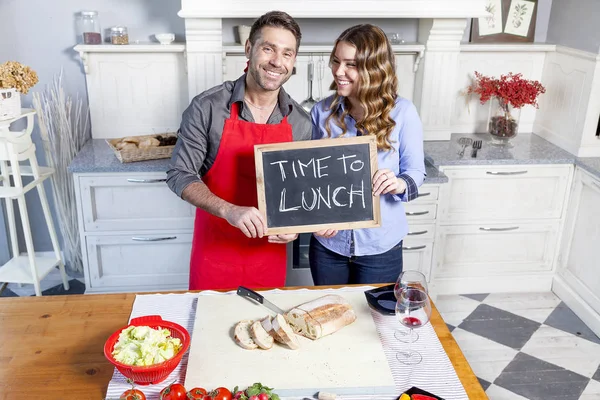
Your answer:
[120,389,146,400]
[206,387,232,400]
[187,387,208,399]
[160,383,188,400]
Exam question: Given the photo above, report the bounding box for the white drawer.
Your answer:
[406,223,436,240]
[413,185,439,203]
[79,175,195,232]
[404,203,437,221]
[402,238,433,281]
[86,233,192,290]
[434,221,560,278]
[440,165,572,223]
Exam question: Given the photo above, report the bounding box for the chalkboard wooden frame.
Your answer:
[255,135,381,235]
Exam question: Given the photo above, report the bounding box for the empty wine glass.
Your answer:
[395,287,432,365]
[394,270,428,341]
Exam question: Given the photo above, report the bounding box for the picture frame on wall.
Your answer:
[470,0,537,43]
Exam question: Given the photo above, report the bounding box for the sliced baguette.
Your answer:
[234,319,258,350]
[285,294,356,340]
[271,313,300,350]
[250,320,274,350]
[260,316,285,344]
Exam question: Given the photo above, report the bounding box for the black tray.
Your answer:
[401,386,444,400]
[364,283,396,315]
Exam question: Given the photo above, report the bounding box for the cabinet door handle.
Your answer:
[127,178,167,183]
[417,192,431,197]
[132,236,177,241]
[406,210,429,216]
[486,170,528,176]
[402,245,427,251]
[407,230,428,236]
[479,226,519,232]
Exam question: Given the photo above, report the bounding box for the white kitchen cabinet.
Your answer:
[432,164,573,294]
[86,233,192,291]
[404,184,440,281]
[554,167,600,336]
[74,172,193,293]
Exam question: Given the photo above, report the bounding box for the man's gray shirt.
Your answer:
[167,75,312,198]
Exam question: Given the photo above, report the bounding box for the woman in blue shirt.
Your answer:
[310,24,426,285]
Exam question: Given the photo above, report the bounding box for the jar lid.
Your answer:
[110,26,127,33]
[80,11,98,16]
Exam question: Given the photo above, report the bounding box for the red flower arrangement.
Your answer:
[467,71,546,109]
[467,71,546,140]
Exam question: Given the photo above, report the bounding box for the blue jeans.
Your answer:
[309,235,403,285]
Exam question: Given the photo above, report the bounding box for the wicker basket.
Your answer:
[0,88,21,121]
[106,133,177,163]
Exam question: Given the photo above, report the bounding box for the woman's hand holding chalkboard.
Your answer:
[372,169,406,196]
[267,233,299,244]
[224,205,267,238]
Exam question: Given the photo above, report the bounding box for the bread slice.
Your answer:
[250,320,274,350]
[271,314,300,350]
[260,316,285,344]
[285,294,356,340]
[234,320,258,350]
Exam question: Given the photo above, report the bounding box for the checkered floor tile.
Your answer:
[437,292,600,400]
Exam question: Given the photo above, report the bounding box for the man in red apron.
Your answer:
[167,11,312,290]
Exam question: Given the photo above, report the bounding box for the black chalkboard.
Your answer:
[255,136,381,234]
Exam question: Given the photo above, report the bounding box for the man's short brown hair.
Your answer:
[249,11,302,52]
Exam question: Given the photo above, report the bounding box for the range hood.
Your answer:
[178,0,488,140]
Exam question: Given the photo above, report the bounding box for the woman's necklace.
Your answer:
[244,96,277,111]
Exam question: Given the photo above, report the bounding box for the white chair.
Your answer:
[0,108,69,296]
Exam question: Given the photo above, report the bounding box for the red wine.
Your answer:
[402,316,422,327]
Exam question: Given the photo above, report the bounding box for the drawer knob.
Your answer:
[407,230,428,236]
[406,210,429,216]
[479,226,519,232]
[417,192,431,197]
[132,236,177,241]
[486,171,528,176]
[402,245,427,251]
[127,178,167,183]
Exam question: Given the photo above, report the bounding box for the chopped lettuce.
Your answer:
[112,325,182,366]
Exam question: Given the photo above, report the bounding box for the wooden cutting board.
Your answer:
[184,289,396,397]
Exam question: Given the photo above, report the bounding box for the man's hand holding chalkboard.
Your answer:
[224,205,267,238]
[372,168,407,196]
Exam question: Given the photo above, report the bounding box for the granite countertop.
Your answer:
[69,135,600,182]
[68,139,171,173]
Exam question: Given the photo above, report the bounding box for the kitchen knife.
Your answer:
[237,286,286,315]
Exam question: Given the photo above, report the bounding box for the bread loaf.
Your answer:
[138,137,160,149]
[233,320,258,350]
[249,320,274,350]
[285,294,356,340]
[271,314,300,350]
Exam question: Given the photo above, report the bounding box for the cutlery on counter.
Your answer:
[471,140,482,158]
[457,137,473,157]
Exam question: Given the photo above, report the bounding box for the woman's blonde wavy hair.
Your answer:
[325,24,398,151]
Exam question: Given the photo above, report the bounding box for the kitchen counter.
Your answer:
[0,286,487,399]
[69,134,600,182]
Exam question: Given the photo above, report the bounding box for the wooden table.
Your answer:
[0,288,488,400]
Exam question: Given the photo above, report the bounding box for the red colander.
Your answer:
[104,315,191,385]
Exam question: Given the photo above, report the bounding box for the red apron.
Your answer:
[189,102,293,290]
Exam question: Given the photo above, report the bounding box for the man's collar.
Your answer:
[229,74,294,117]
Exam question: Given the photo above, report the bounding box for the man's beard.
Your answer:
[249,62,291,91]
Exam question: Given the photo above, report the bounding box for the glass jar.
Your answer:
[487,96,521,146]
[76,11,101,44]
[110,26,129,45]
